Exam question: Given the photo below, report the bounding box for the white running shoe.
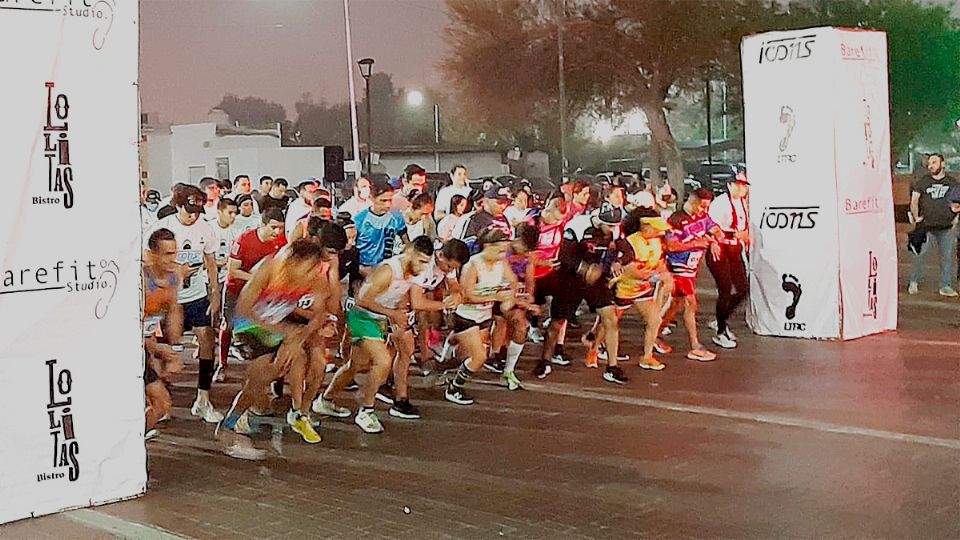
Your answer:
[597,349,630,362]
[527,327,545,344]
[213,363,226,383]
[191,396,224,423]
[224,442,267,461]
[707,320,719,332]
[712,330,737,350]
[939,286,959,298]
[354,408,384,434]
[312,397,351,418]
[907,281,919,295]
[233,412,256,435]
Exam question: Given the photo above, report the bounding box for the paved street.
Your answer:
[3,246,958,539]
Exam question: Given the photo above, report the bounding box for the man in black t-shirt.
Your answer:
[908,153,959,297]
[259,177,291,217]
[460,187,514,253]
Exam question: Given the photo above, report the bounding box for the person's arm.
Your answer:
[290,220,307,242]
[434,188,449,221]
[910,191,922,225]
[410,285,446,312]
[227,257,252,282]
[325,257,342,315]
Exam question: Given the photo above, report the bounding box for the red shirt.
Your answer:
[225,229,287,295]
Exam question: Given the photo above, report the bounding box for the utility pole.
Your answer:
[557,0,568,178]
[705,78,713,165]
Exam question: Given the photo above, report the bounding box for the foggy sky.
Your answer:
[140,0,451,124]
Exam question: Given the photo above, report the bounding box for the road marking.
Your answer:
[517,382,960,451]
[62,508,192,540]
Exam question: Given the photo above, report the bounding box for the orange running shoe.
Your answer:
[638,356,666,371]
[585,349,599,368]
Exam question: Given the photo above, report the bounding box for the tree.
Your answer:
[215,94,287,127]
[443,0,772,188]
[779,0,960,155]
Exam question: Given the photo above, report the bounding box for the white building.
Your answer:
[141,110,353,193]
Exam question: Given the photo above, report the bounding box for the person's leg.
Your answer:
[224,353,279,426]
[707,251,734,334]
[392,329,416,401]
[362,340,394,408]
[302,344,328,410]
[726,247,749,324]
[501,309,528,389]
[192,320,223,421]
[935,227,958,289]
[446,326,485,404]
[909,230,931,285]
[537,318,565,374]
[637,299,662,360]
[597,306,620,369]
[683,295,700,350]
[323,346,368,402]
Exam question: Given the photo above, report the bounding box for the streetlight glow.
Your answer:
[406,90,424,108]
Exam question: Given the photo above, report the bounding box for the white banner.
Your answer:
[0,0,145,524]
[832,30,898,339]
[742,27,897,340]
[742,28,841,339]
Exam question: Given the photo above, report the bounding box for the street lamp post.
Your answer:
[406,90,441,171]
[358,57,375,175]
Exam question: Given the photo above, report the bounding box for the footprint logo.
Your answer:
[779,106,795,152]
[781,274,802,320]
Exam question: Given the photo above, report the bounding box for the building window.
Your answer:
[188,166,206,183]
[216,157,230,180]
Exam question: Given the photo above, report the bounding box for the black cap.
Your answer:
[484,186,512,201]
[596,206,622,226]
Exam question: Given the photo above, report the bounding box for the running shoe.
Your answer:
[483,357,506,374]
[191,396,224,423]
[638,356,666,371]
[501,371,523,391]
[345,380,360,392]
[687,345,718,362]
[550,353,573,367]
[354,408,384,434]
[270,380,283,399]
[375,384,396,405]
[233,412,256,435]
[907,281,918,295]
[287,411,321,444]
[527,327,545,344]
[602,365,629,385]
[389,399,422,419]
[661,325,673,336]
[940,286,959,297]
[158,413,172,423]
[145,429,159,441]
[312,397,351,418]
[712,330,737,350]
[325,362,337,373]
[597,348,630,362]
[707,320,719,332]
[171,344,184,353]
[533,362,552,380]
[654,339,673,355]
[585,349,599,368]
[224,442,267,461]
[444,387,475,406]
[213,363,226,383]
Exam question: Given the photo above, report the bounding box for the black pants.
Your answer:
[706,243,748,334]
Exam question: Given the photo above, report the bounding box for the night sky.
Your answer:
[140,0,450,124]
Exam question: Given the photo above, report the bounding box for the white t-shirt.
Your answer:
[234,214,260,233]
[451,210,476,240]
[285,198,312,238]
[437,214,459,242]
[434,185,472,220]
[203,204,219,223]
[211,221,240,283]
[627,190,656,209]
[339,196,372,218]
[503,205,531,226]
[145,215,217,304]
[141,206,158,231]
[708,192,748,234]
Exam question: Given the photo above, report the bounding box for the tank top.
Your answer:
[455,254,507,323]
[614,232,663,300]
[234,268,313,343]
[356,256,414,320]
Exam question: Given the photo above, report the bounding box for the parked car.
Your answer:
[691,161,739,194]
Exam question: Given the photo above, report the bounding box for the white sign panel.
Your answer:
[0,0,145,524]
[742,27,897,340]
[832,30,898,339]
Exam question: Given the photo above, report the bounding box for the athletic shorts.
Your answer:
[582,280,614,312]
[672,275,697,298]
[614,288,655,307]
[452,313,493,334]
[534,271,561,306]
[235,331,282,360]
[182,296,212,331]
[347,308,388,343]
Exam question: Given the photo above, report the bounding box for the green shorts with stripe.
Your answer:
[347,307,389,343]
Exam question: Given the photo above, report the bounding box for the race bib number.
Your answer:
[176,249,204,267]
[297,294,315,310]
[344,296,357,311]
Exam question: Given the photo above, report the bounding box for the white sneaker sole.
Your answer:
[354,417,383,434]
[388,408,421,420]
[638,363,666,371]
[602,373,626,385]
[686,353,717,362]
[444,393,474,406]
[711,337,737,349]
[224,444,267,461]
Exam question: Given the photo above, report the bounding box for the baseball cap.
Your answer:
[235,194,253,206]
[145,190,161,204]
[729,171,750,185]
[596,206,622,226]
[484,186,512,201]
[182,193,205,215]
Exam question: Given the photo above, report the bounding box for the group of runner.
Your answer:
[141,164,751,460]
